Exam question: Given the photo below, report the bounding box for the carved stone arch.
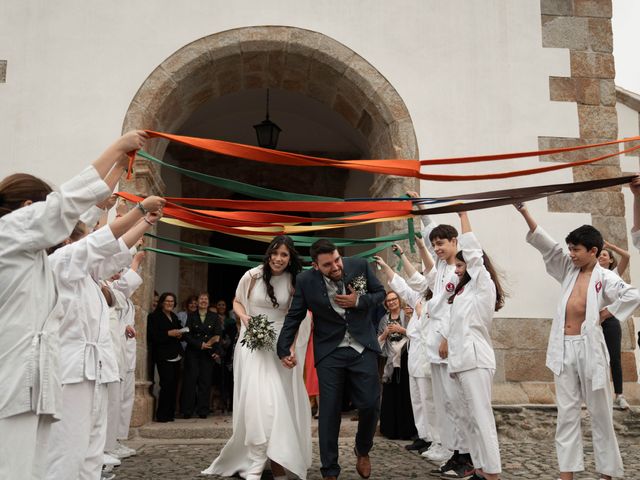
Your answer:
[121,26,418,425]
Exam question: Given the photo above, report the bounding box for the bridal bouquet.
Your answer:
[241,314,277,352]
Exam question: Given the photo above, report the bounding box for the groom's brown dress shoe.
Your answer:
[354,447,371,478]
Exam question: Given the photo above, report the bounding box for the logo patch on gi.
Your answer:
[595,281,602,293]
[445,282,455,293]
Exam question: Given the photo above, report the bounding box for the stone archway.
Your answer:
[121,26,419,425]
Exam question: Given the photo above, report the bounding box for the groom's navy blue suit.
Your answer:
[277,256,385,478]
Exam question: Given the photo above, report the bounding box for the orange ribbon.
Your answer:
[141,130,640,181]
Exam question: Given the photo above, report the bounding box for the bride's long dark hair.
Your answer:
[262,235,302,308]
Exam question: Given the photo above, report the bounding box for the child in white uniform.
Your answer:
[406,215,472,477]
[104,251,144,459]
[0,131,147,480]
[444,212,504,480]
[373,244,443,458]
[45,198,164,480]
[515,203,640,480]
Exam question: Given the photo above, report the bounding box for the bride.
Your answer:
[202,235,312,480]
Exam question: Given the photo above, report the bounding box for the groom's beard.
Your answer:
[324,268,343,282]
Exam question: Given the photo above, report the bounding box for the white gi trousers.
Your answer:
[118,370,135,439]
[105,381,122,452]
[555,335,623,477]
[0,412,52,480]
[430,363,467,453]
[408,374,439,443]
[455,368,501,474]
[45,380,108,480]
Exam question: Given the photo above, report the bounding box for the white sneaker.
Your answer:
[103,453,121,466]
[421,443,451,463]
[108,444,133,459]
[116,441,137,456]
[615,395,630,410]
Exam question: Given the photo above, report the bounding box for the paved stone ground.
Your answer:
[113,436,640,479]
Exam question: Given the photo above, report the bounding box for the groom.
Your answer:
[277,239,385,480]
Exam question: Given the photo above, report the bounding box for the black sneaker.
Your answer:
[405,438,430,451]
[418,442,433,454]
[430,453,458,475]
[440,463,476,479]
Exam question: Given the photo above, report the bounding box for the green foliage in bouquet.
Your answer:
[241,313,277,352]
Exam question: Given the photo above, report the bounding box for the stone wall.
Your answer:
[492,0,640,404]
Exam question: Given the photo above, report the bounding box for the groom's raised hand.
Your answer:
[335,285,358,309]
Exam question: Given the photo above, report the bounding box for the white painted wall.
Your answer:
[1,0,636,320]
[617,100,640,363]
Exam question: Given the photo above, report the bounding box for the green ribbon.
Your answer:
[392,246,404,272]
[408,218,415,253]
[144,247,261,268]
[145,232,395,265]
[137,150,340,202]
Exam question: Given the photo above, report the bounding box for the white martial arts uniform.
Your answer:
[105,268,142,450]
[446,232,501,475]
[528,226,640,478]
[0,167,110,480]
[389,272,439,444]
[406,218,468,454]
[45,225,131,480]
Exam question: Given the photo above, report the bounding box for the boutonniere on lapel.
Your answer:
[349,274,368,295]
[595,281,602,294]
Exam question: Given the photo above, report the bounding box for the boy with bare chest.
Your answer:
[515,203,639,480]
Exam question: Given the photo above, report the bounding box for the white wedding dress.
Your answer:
[202,266,312,480]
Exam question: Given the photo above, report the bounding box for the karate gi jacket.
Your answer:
[527,226,640,391]
[389,272,434,377]
[0,166,110,420]
[49,226,132,386]
[446,232,497,374]
[110,268,142,374]
[406,218,457,365]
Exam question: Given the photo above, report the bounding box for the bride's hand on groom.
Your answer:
[335,285,358,309]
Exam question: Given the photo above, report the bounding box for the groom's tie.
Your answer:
[333,279,345,295]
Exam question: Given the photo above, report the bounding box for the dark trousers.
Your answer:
[156,359,180,421]
[602,316,623,394]
[316,347,380,478]
[182,349,214,416]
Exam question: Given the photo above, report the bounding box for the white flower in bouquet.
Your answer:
[241,313,277,352]
[350,274,368,295]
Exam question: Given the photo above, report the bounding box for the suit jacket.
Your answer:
[148,310,184,361]
[277,257,385,364]
[183,311,222,353]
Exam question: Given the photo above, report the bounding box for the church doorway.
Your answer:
[120,25,418,424]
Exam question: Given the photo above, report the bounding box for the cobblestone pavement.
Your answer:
[114,437,639,480]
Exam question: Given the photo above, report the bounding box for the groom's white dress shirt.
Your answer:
[323,275,365,353]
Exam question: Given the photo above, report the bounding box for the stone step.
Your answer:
[131,406,640,441]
